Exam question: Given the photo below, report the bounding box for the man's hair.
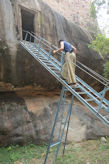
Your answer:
[59,40,64,45]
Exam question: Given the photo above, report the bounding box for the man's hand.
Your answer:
[72,45,77,54]
[53,50,56,54]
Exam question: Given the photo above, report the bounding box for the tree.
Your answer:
[89,0,109,79]
[89,33,109,56]
[91,0,106,9]
[90,0,106,18]
[90,2,96,18]
[89,33,109,79]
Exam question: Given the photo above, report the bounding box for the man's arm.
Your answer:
[53,41,64,54]
[72,45,77,54]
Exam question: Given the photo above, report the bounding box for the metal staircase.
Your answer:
[20,31,109,164]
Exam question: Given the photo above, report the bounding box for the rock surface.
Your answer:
[0,0,103,90]
[42,0,95,33]
[0,92,109,146]
[0,0,107,147]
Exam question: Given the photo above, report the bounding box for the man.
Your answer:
[53,40,77,87]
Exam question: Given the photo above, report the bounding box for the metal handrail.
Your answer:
[77,60,109,85]
[31,31,64,57]
[23,30,64,65]
[22,30,109,87]
[20,33,109,123]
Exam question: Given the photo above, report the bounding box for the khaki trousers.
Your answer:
[61,52,76,84]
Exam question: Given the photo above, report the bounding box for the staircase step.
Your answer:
[78,91,86,95]
[46,63,54,66]
[85,98,93,102]
[41,60,50,63]
[39,58,47,61]
[50,67,58,70]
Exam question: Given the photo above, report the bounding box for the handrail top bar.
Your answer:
[77,60,109,85]
[75,63,108,87]
[31,31,62,54]
[25,30,55,47]
[23,30,63,56]
[31,31,57,48]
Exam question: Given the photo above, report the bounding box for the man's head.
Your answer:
[59,40,64,46]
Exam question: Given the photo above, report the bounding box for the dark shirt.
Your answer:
[63,41,73,53]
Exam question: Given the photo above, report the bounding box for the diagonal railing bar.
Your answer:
[29,30,109,87]
[77,60,109,85]
[76,76,109,107]
[20,31,109,125]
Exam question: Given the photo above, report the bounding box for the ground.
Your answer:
[0,138,109,164]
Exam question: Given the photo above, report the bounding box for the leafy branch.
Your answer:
[89,33,109,79]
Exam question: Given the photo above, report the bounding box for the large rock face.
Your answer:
[42,0,96,34]
[0,92,109,146]
[0,0,103,90]
[0,0,107,146]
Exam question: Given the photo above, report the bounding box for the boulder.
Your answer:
[0,0,107,147]
[0,0,104,90]
[0,92,109,146]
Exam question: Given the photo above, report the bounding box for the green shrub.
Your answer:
[89,33,109,55]
[89,33,109,79]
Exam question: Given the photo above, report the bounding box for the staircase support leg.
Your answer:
[97,87,106,112]
[54,93,74,163]
[63,94,74,155]
[44,86,65,164]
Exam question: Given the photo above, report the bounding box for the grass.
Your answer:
[0,144,46,164]
[0,138,109,164]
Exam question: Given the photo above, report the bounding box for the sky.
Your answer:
[97,0,109,37]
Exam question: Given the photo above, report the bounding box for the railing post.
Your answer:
[30,34,32,42]
[61,52,64,66]
[60,52,64,73]
[97,87,107,112]
[48,47,52,60]
[24,32,28,42]
[34,37,36,44]
[37,37,42,56]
